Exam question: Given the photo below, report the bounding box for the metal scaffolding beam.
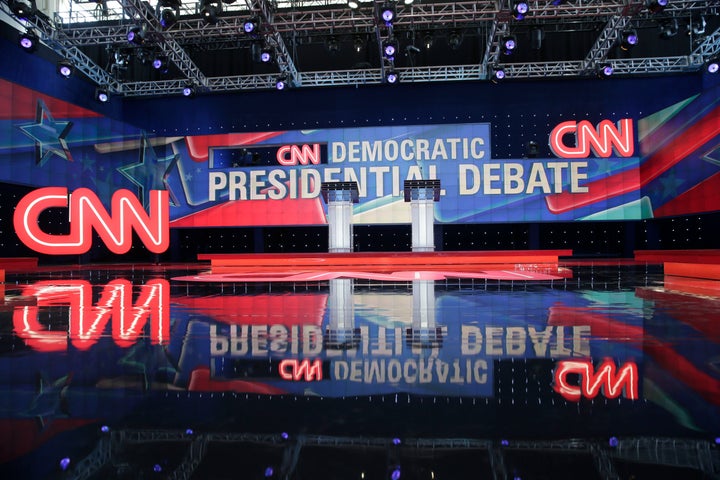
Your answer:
[581,14,632,74]
[245,0,301,85]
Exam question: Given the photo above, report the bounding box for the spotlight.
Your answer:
[18,30,38,52]
[275,75,288,90]
[658,18,678,39]
[185,428,194,435]
[95,87,109,103]
[57,60,74,78]
[200,0,222,24]
[347,0,359,8]
[502,35,517,55]
[182,84,196,97]
[448,30,462,50]
[423,31,433,49]
[264,466,274,477]
[620,30,638,50]
[383,37,398,59]
[707,58,719,74]
[597,62,614,78]
[380,4,395,25]
[152,55,169,73]
[260,47,274,63]
[385,69,399,84]
[609,436,619,447]
[489,65,505,83]
[690,16,706,36]
[512,1,529,20]
[390,467,401,480]
[127,25,145,45]
[100,425,111,433]
[242,17,259,35]
[646,0,668,14]
[157,0,180,29]
[10,0,35,20]
[327,36,340,55]
[403,0,414,3]
[354,35,365,52]
[59,457,71,471]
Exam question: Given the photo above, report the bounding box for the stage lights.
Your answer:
[95,87,109,103]
[200,0,222,24]
[382,37,399,60]
[423,31,433,49]
[182,84,196,97]
[448,30,462,50]
[489,65,505,83]
[152,55,169,73]
[18,30,38,52]
[658,18,678,39]
[59,457,71,471]
[380,3,395,26]
[354,35,365,52]
[57,60,74,78]
[501,35,517,55]
[691,15,706,36]
[646,0,668,14]
[620,30,638,51]
[242,17,259,35]
[275,75,288,90]
[707,58,719,74]
[157,0,180,29]
[10,0,35,20]
[260,47,274,63]
[385,69,399,84]
[512,1,529,20]
[347,0,359,9]
[127,25,145,45]
[597,62,614,78]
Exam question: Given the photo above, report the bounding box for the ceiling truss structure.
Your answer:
[1,0,719,97]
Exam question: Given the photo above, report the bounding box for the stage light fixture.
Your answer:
[182,84,196,97]
[390,467,401,480]
[380,3,395,25]
[95,87,109,103]
[242,17,259,35]
[57,60,74,78]
[448,30,462,50]
[383,37,398,59]
[200,0,222,24]
[10,0,36,20]
[260,47,274,63]
[127,25,145,45]
[385,69,399,84]
[512,1,529,20]
[152,55,169,73]
[326,36,340,55]
[275,75,288,90]
[646,0,667,14]
[620,30,638,50]
[157,0,180,29]
[18,30,38,52]
[658,18,678,39]
[347,0,359,8]
[502,35,517,55]
[423,31,433,49]
[403,0,414,4]
[354,35,365,52]
[490,65,505,83]
[690,15,706,36]
[59,457,71,471]
[597,62,614,78]
[707,58,719,74]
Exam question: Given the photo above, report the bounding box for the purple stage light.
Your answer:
[264,466,274,477]
[386,72,398,84]
[384,44,396,57]
[100,425,110,433]
[20,36,34,50]
[391,468,401,480]
[381,7,395,23]
[504,38,516,50]
[708,61,719,74]
[153,464,162,473]
[609,436,619,447]
[59,457,71,471]
[260,51,272,63]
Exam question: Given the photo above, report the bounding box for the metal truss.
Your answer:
[693,26,720,59]
[167,435,209,480]
[611,437,720,476]
[68,436,115,480]
[581,14,631,74]
[118,0,207,89]
[245,0,301,85]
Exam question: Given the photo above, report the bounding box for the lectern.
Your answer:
[321,181,359,253]
[404,179,441,252]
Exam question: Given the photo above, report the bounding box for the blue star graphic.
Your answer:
[17,99,74,166]
[658,169,685,201]
[117,133,181,208]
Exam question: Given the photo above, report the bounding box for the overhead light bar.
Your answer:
[57,60,74,78]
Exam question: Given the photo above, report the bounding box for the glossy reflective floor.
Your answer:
[1,263,719,479]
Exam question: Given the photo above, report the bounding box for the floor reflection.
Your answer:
[1,264,719,479]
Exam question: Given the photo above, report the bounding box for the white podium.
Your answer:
[321,181,359,253]
[404,179,441,252]
[406,279,443,348]
[324,278,359,349]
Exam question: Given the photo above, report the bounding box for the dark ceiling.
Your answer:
[1,0,719,97]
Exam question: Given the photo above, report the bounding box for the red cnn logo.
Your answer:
[13,187,169,255]
[276,144,321,166]
[553,358,638,401]
[279,359,323,381]
[549,118,634,158]
[13,279,170,352]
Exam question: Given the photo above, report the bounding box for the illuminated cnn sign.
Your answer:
[13,187,169,255]
[549,119,634,159]
[13,279,169,352]
[279,359,323,381]
[553,358,638,401]
[276,144,321,166]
